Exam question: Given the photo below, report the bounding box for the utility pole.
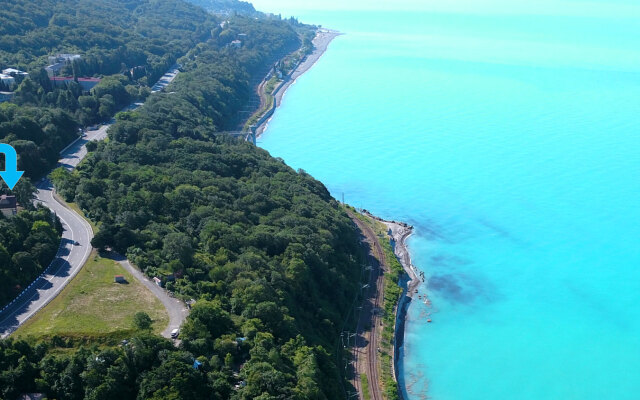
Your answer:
[349,332,357,348]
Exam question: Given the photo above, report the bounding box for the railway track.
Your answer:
[348,212,387,400]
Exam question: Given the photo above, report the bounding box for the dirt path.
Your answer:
[107,253,189,339]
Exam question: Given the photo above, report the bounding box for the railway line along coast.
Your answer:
[344,208,421,400]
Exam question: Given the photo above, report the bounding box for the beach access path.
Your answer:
[0,66,185,339]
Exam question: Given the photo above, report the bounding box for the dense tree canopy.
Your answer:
[185,0,259,16]
[0,0,216,82]
[1,1,361,399]
[0,0,218,181]
[49,15,359,399]
[0,103,78,177]
[0,206,63,307]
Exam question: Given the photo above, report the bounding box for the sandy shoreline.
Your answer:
[255,29,342,136]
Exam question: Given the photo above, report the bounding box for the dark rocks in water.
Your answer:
[428,274,474,303]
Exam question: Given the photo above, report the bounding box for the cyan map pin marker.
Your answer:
[0,143,25,190]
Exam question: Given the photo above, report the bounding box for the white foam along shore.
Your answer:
[362,210,421,296]
[361,210,422,399]
[256,28,342,136]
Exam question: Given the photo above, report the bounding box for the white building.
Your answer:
[0,195,18,218]
[45,64,64,77]
[2,68,28,78]
[45,54,81,77]
[0,73,15,86]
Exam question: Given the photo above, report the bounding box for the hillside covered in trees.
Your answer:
[0,0,218,181]
[1,1,363,399]
[0,206,62,307]
[186,0,259,16]
[0,0,218,315]
[0,0,216,80]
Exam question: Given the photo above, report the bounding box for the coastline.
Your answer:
[249,26,419,399]
[255,29,342,136]
[362,211,420,298]
[362,211,422,400]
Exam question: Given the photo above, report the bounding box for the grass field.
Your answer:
[15,251,168,341]
[361,374,372,400]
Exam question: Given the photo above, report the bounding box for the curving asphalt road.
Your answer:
[0,180,94,338]
[0,66,185,339]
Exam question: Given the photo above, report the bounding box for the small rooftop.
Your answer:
[50,76,101,82]
[18,394,44,400]
[2,68,28,75]
[0,195,17,209]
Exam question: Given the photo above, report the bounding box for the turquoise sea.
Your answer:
[252,1,640,398]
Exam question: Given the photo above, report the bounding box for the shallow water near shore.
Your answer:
[255,2,640,398]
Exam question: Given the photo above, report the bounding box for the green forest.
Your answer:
[0,0,220,180]
[0,0,216,80]
[1,1,362,399]
[0,0,220,303]
[0,0,220,316]
[185,0,259,16]
[0,207,63,307]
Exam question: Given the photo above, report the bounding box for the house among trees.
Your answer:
[2,68,29,82]
[17,393,45,400]
[230,39,242,48]
[50,76,101,91]
[0,195,18,218]
[2,68,28,76]
[129,65,147,80]
[45,53,82,77]
[0,73,15,87]
[0,91,13,103]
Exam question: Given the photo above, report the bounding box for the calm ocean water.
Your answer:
[254,2,640,398]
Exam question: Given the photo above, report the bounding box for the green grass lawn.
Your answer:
[361,374,372,400]
[15,251,168,341]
